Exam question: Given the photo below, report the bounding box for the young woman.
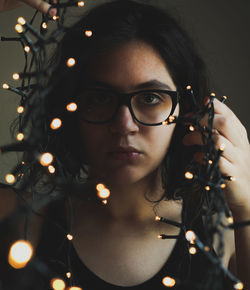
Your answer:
[0,1,249,289]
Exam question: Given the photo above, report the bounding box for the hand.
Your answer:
[183,98,250,216]
[0,0,56,16]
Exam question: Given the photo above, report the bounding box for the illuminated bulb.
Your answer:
[78,1,85,7]
[67,234,73,241]
[219,143,225,151]
[157,234,163,239]
[189,125,195,131]
[96,183,105,191]
[12,73,20,80]
[204,246,210,252]
[52,15,59,21]
[17,106,24,114]
[24,46,30,53]
[8,240,33,269]
[229,176,236,181]
[21,161,25,165]
[162,276,176,287]
[85,30,93,37]
[42,22,47,29]
[50,278,66,290]
[208,160,213,164]
[234,282,244,290]
[15,24,23,34]
[220,183,226,189]
[162,120,168,125]
[68,287,82,290]
[17,17,26,25]
[168,115,175,123]
[186,85,192,90]
[16,132,24,141]
[40,152,53,166]
[97,188,110,199]
[5,174,16,184]
[48,165,55,174]
[3,83,9,89]
[222,95,227,101]
[50,118,62,130]
[155,216,161,221]
[189,246,197,255]
[227,217,234,224]
[66,102,77,112]
[66,58,76,67]
[185,230,196,243]
[66,272,71,278]
[184,171,193,179]
[102,199,108,205]
[210,92,216,97]
[205,185,210,191]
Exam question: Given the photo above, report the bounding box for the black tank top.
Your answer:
[35,200,228,290]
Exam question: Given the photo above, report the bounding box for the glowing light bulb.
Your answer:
[97,188,110,199]
[17,106,24,114]
[205,185,210,191]
[229,176,236,181]
[21,161,25,165]
[52,15,59,21]
[219,143,225,151]
[8,240,33,269]
[157,234,163,239]
[189,125,195,131]
[220,183,226,189]
[24,46,30,53]
[50,278,66,290]
[234,282,244,290]
[185,230,196,243]
[204,246,210,252]
[210,92,216,97]
[162,276,176,287]
[155,216,161,221]
[222,95,227,101]
[162,120,168,125]
[66,58,76,67]
[102,199,108,205]
[3,83,9,89]
[189,246,197,255]
[12,73,20,80]
[17,17,26,25]
[42,22,47,29]
[208,160,213,164]
[85,30,93,37]
[15,24,23,34]
[184,171,193,179]
[67,234,73,241]
[68,287,82,290]
[5,174,16,184]
[50,118,62,130]
[16,133,24,141]
[40,152,53,166]
[66,102,77,112]
[48,165,55,174]
[168,115,175,123]
[78,1,85,7]
[186,85,192,90]
[96,183,105,191]
[227,217,234,224]
[66,272,71,278]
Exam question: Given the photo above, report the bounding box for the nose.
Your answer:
[109,105,139,135]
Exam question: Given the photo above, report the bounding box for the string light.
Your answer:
[162,120,168,125]
[67,287,82,290]
[208,160,213,164]
[66,272,71,278]
[48,165,56,174]
[84,30,93,37]
[66,102,77,112]
[24,46,30,53]
[234,282,244,290]
[186,85,192,90]
[52,15,59,21]
[40,152,54,166]
[8,240,33,269]
[162,276,176,287]
[17,106,24,114]
[12,73,20,80]
[227,217,234,224]
[42,22,47,29]
[219,143,225,151]
[220,183,226,189]
[155,216,161,221]
[17,17,26,25]
[16,132,24,141]
[50,118,62,130]
[97,187,110,199]
[229,176,236,181]
[5,174,16,184]
[96,183,105,191]
[67,234,73,241]
[15,24,23,34]
[50,278,66,290]
[204,246,210,252]
[210,92,216,97]
[78,1,85,7]
[168,115,175,123]
[185,230,196,243]
[189,125,195,131]
[189,246,197,255]
[2,83,9,89]
[102,199,108,204]
[66,57,76,67]
[184,171,193,179]
[205,185,210,191]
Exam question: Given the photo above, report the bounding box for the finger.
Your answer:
[21,0,56,15]
[183,131,235,163]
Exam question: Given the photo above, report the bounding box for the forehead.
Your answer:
[86,40,176,92]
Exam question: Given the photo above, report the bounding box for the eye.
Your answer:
[138,93,162,105]
[84,92,113,106]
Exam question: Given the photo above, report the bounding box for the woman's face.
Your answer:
[79,40,179,186]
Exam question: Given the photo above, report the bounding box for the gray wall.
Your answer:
[0,0,249,181]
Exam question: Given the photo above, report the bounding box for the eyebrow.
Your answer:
[84,79,173,91]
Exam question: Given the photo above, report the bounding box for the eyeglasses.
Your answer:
[77,88,179,126]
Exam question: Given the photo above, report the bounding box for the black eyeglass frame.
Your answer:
[78,88,180,126]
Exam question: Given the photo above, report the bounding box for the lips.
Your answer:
[108,146,142,160]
